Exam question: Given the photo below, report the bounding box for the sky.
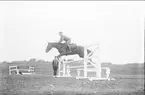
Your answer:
[0,1,144,64]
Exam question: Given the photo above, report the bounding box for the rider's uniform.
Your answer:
[58,35,71,52]
[52,57,59,76]
[52,58,59,67]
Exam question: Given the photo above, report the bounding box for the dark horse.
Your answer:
[45,42,93,76]
[45,42,92,58]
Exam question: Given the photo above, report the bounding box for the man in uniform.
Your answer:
[58,31,72,53]
[52,56,59,77]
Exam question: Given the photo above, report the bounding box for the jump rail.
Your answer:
[57,43,114,81]
[9,65,35,75]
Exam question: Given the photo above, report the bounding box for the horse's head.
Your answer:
[46,42,52,53]
[46,42,62,54]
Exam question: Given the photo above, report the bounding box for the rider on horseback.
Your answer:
[58,31,72,53]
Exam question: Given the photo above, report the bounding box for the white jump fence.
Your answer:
[57,43,114,81]
[9,65,35,75]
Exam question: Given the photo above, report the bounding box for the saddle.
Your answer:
[69,43,77,49]
[60,43,77,52]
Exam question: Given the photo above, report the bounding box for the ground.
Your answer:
[0,62,144,95]
[0,74,144,95]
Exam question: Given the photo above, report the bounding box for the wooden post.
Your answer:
[84,47,87,77]
[62,62,66,76]
[58,60,61,76]
[96,43,101,78]
[9,66,11,75]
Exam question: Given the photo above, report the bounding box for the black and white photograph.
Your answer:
[0,1,144,95]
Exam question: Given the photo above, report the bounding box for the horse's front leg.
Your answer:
[57,54,61,59]
[57,53,66,58]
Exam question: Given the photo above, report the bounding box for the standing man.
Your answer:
[58,31,72,53]
[52,56,59,77]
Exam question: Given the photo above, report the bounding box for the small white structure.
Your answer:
[9,65,19,75]
[9,65,35,75]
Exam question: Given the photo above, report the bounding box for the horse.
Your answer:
[46,42,94,77]
[45,42,92,58]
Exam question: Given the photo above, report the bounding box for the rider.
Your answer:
[58,31,72,53]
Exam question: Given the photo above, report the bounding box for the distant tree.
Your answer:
[29,58,37,64]
[2,61,7,64]
[37,59,45,64]
[101,62,112,67]
[29,58,36,62]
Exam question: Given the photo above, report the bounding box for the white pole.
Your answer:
[9,66,11,75]
[58,61,61,76]
[96,43,101,78]
[84,47,87,77]
[63,62,66,76]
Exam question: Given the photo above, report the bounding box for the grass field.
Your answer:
[0,74,144,95]
[0,62,144,95]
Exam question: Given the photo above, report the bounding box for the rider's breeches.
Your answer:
[66,40,71,45]
[66,40,71,51]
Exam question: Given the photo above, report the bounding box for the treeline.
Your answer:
[0,58,50,65]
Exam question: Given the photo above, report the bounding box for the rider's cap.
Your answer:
[59,31,63,34]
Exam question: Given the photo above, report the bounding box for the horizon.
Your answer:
[0,1,144,64]
[0,58,144,65]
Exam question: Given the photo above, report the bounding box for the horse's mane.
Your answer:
[57,43,66,45]
[51,42,76,48]
[50,42,67,48]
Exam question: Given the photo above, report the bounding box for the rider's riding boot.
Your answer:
[68,46,72,53]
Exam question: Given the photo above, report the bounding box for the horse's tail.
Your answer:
[87,49,93,56]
